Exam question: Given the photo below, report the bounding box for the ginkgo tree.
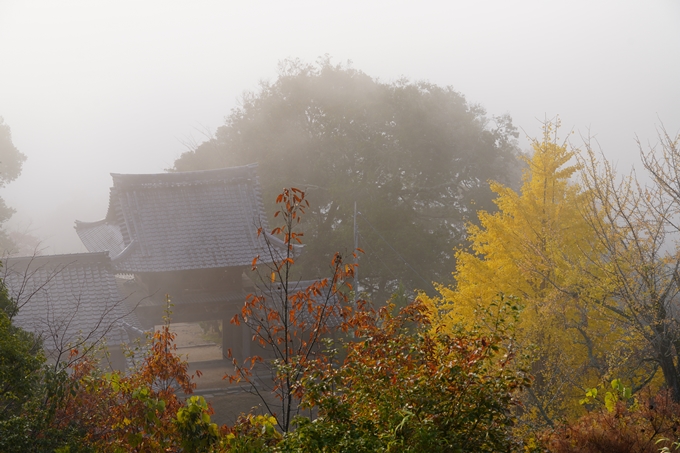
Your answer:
[422,121,635,426]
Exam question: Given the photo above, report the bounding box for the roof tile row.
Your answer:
[2,252,141,351]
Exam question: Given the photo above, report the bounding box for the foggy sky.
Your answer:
[0,0,679,254]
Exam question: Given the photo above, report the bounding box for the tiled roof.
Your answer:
[75,165,275,273]
[2,252,141,353]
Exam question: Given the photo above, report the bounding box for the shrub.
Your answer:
[540,389,680,453]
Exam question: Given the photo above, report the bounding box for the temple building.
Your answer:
[4,164,333,369]
[74,164,282,361]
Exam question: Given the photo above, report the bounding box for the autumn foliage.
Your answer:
[540,389,680,453]
[47,306,218,452]
[10,126,680,451]
[280,297,531,452]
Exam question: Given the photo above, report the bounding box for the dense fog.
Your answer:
[0,0,678,254]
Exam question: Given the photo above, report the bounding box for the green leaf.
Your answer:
[605,392,616,412]
[623,387,631,400]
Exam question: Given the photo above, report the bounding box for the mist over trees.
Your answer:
[173,58,522,300]
[0,118,27,253]
[6,51,680,450]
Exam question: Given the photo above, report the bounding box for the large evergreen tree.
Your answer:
[173,58,521,301]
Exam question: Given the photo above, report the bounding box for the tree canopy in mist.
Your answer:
[0,118,27,253]
[173,59,522,300]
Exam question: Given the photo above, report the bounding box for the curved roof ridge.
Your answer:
[5,251,111,266]
[74,218,108,228]
[110,239,137,266]
[111,164,259,188]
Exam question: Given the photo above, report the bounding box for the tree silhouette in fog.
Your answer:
[173,58,522,301]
